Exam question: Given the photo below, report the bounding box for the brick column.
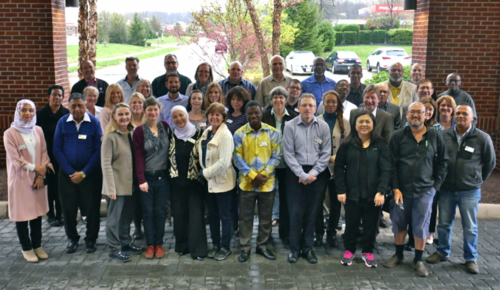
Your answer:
[412,0,500,167]
[0,0,69,165]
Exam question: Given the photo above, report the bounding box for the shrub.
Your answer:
[358,31,371,44]
[333,24,346,31]
[343,31,357,44]
[372,30,387,43]
[318,21,336,51]
[380,16,400,30]
[335,32,343,45]
[365,65,411,84]
[342,23,360,33]
[387,29,413,45]
[146,42,152,46]
[280,43,294,58]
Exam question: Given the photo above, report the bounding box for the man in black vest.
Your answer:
[70,60,108,107]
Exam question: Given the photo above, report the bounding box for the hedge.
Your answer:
[342,24,360,33]
[372,30,386,43]
[335,32,343,45]
[343,31,357,45]
[358,31,371,44]
[333,24,346,31]
[387,29,413,45]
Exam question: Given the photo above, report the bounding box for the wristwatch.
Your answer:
[80,171,86,179]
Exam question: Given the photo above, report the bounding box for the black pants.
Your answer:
[16,217,42,251]
[275,168,289,240]
[286,166,328,253]
[46,164,62,220]
[58,168,102,244]
[344,199,381,254]
[133,186,143,235]
[326,178,342,238]
[171,181,207,258]
[231,166,239,231]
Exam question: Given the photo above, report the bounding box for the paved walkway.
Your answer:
[0,217,499,290]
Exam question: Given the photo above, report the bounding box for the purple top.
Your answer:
[226,113,247,135]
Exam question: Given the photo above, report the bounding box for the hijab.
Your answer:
[12,99,37,134]
[171,105,197,141]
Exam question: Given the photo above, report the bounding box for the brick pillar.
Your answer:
[0,0,69,166]
[412,0,500,167]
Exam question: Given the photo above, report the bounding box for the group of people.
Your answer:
[4,53,495,279]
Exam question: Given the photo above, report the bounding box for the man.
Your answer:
[266,79,302,112]
[382,62,419,116]
[71,60,109,107]
[255,55,290,108]
[218,61,257,99]
[346,64,367,106]
[53,93,103,254]
[438,73,477,126]
[233,101,281,263]
[301,57,336,108]
[402,79,436,125]
[116,56,142,103]
[384,102,449,277]
[349,85,394,144]
[316,79,358,119]
[158,73,189,129]
[360,83,401,130]
[283,94,331,264]
[411,63,425,85]
[36,85,69,227]
[426,105,495,274]
[152,54,192,97]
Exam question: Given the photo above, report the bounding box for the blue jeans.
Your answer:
[140,171,169,247]
[206,189,233,250]
[437,189,481,261]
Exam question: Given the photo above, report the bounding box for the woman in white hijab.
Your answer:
[168,105,208,260]
[4,99,53,263]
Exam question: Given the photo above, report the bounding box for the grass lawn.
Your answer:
[67,43,160,64]
[146,35,186,45]
[320,45,412,67]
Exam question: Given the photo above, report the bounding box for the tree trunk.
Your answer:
[273,0,306,57]
[88,0,97,64]
[244,0,270,77]
[78,0,88,79]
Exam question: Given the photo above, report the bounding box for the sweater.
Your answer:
[101,130,134,196]
[71,78,109,107]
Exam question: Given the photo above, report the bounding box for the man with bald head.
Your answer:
[218,61,257,99]
[71,60,109,107]
[381,62,419,116]
[301,57,336,108]
[438,73,477,125]
[411,63,425,84]
[256,55,291,108]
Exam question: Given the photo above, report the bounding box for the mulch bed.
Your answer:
[0,167,499,203]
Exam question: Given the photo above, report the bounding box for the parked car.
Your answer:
[285,51,315,75]
[325,51,362,74]
[366,47,411,73]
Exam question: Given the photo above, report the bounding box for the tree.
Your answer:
[143,19,155,39]
[285,0,325,55]
[318,20,335,51]
[97,11,111,46]
[150,14,162,34]
[243,0,270,77]
[128,13,146,46]
[109,13,127,44]
[261,4,298,48]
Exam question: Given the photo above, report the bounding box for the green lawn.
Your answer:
[67,43,160,64]
[146,35,187,45]
[320,45,412,68]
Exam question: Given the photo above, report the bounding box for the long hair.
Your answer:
[225,86,251,114]
[104,84,125,109]
[420,97,438,126]
[187,90,205,112]
[135,79,153,98]
[103,103,135,138]
[205,82,224,107]
[322,90,346,139]
[128,92,147,125]
[345,110,383,147]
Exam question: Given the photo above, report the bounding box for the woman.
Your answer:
[436,95,457,130]
[198,102,236,261]
[100,84,125,132]
[185,62,213,97]
[225,86,250,135]
[135,79,154,99]
[205,82,224,108]
[4,100,53,263]
[187,90,207,130]
[133,98,171,259]
[262,86,298,242]
[102,103,144,262]
[83,86,102,119]
[335,111,391,268]
[169,106,207,260]
[318,90,351,248]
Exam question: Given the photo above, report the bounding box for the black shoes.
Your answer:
[86,242,97,254]
[256,248,276,260]
[281,237,290,245]
[122,244,144,254]
[238,250,250,263]
[327,236,338,248]
[314,235,324,247]
[404,243,415,252]
[47,217,62,227]
[66,241,79,254]
[109,251,131,262]
[288,252,299,263]
[303,250,318,264]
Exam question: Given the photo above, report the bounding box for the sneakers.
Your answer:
[207,245,220,259]
[109,251,131,262]
[341,250,355,266]
[362,253,377,268]
[214,247,232,261]
[144,246,155,259]
[466,261,479,274]
[426,233,434,245]
[155,245,165,258]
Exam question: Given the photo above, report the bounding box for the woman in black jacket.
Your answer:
[334,111,391,268]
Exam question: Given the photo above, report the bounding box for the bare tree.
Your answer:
[243,0,271,77]
[78,0,98,79]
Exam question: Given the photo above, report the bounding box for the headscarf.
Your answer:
[171,105,197,141]
[11,99,37,134]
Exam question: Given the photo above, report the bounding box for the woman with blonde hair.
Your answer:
[128,92,147,127]
[99,84,125,132]
[135,79,154,99]
[83,86,102,119]
[436,95,457,130]
[205,82,224,108]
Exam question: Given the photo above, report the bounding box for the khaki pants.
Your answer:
[239,190,275,251]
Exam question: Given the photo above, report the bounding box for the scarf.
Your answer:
[194,80,210,95]
[11,99,37,134]
[171,105,197,141]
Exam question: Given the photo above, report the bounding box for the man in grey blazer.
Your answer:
[349,84,394,144]
[360,82,400,130]
[382,62,419,117]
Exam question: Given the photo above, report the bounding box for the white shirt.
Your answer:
[67,112,91,132]
[21,132,36,171]
[371,107,378,117]
[342,100,358,120]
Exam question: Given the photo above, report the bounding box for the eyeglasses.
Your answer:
[165,61,177,65]
[448,79,461,83]
[349,72,362,75]
[288,86,301,91]
[409,110,425,115]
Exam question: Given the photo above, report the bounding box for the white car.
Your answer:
[286,51,315,75]
[366,47,411,73]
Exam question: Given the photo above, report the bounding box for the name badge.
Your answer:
[465,146,475,153]
[78,134,87,140]
[18,145,27,150]
[199,123,206,127]
[259,142,268,147]
[226,119,233,124]
[188,138,196,144]
[314,137,322,145]
[294,107,299,112]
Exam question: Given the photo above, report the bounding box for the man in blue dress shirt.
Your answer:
[301,57,336,108]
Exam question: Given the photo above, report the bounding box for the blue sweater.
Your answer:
[53,114,102,175]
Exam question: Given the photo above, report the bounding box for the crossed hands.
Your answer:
[299,174,316,185]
